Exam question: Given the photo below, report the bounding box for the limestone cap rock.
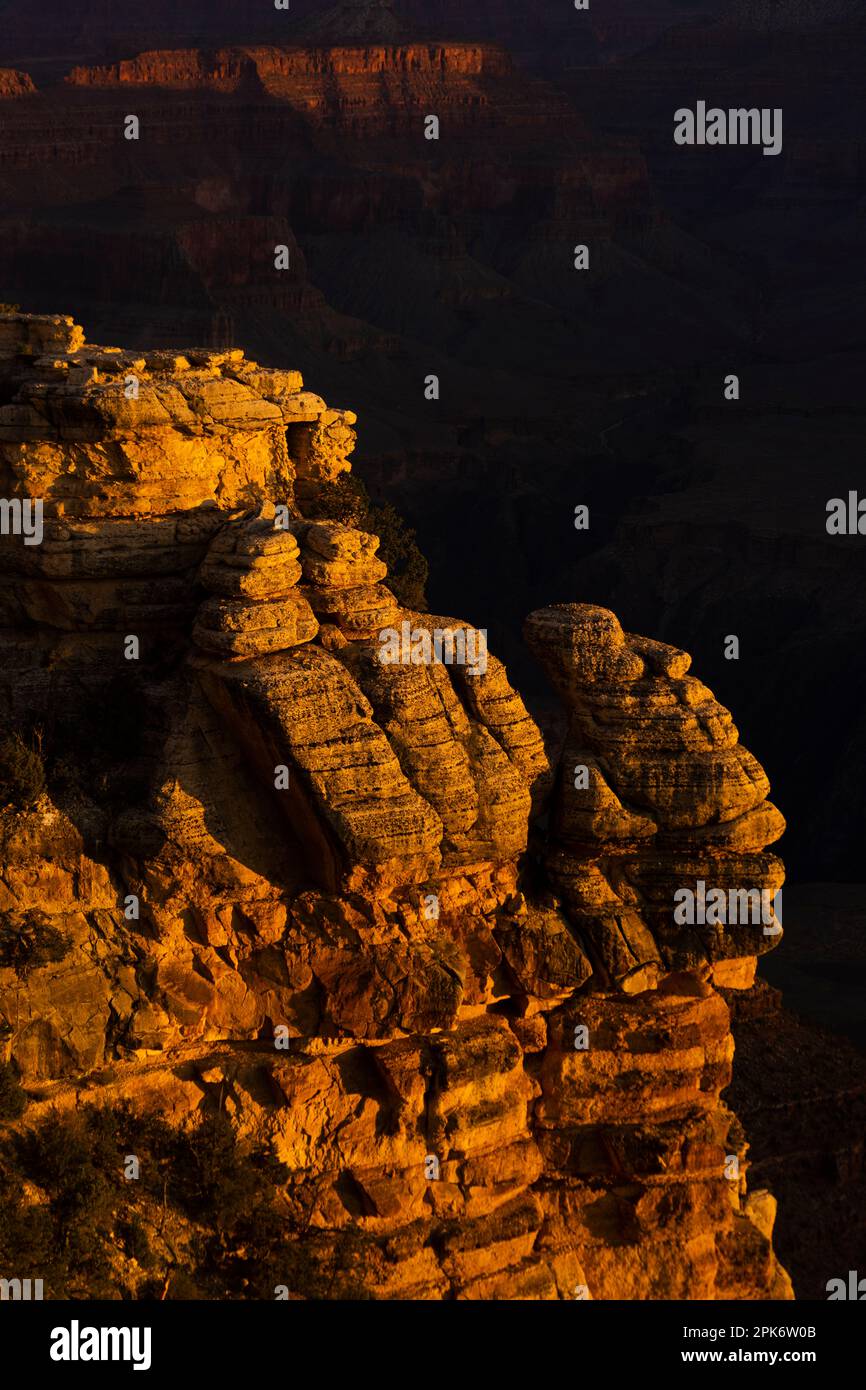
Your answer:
[524,603,646,694]
[0,312,85,359]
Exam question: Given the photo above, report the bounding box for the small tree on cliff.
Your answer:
[0,1061,26,1120]
[0,731,46,809]
[0,911,71,978]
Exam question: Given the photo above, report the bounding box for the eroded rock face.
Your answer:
[0,313,790,1299]
[524,604,785,994]
[65,44,514,91]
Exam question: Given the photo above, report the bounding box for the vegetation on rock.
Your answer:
[0,1061,26,1120]
[0,1103,323,1298]
[0,731,46,808]
[306,474,429,611]
[0,910,72,978]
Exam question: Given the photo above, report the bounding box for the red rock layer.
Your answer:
[64,44,512,91]
[0,68,35,97]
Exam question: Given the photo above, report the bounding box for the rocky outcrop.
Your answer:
[0,69,35,98]
[524,604,784,993]
[0,312,790,1299]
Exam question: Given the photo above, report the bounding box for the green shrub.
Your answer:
[303,472,367,529]
[0,732,46,808]
[0,1062,26,1120]
[19,1109,118,1293]
[164,1111,288,1233]
[0,1143,60,1289]
[0,911,71,978]
[4,1099,322,1298]
[366,496,429,611]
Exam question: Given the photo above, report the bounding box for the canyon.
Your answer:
[0,2,863,1301]
[0,11,862,885]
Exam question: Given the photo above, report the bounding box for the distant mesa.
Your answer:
[63,42,513,91]
[0,68,36,98]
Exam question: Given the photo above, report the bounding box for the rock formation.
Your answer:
[0,312,790,1299]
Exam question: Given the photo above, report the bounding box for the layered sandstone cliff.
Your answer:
[66,44,513,90]
[0,312,790,1299]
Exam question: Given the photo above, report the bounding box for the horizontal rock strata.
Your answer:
[0,313,789,1300]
